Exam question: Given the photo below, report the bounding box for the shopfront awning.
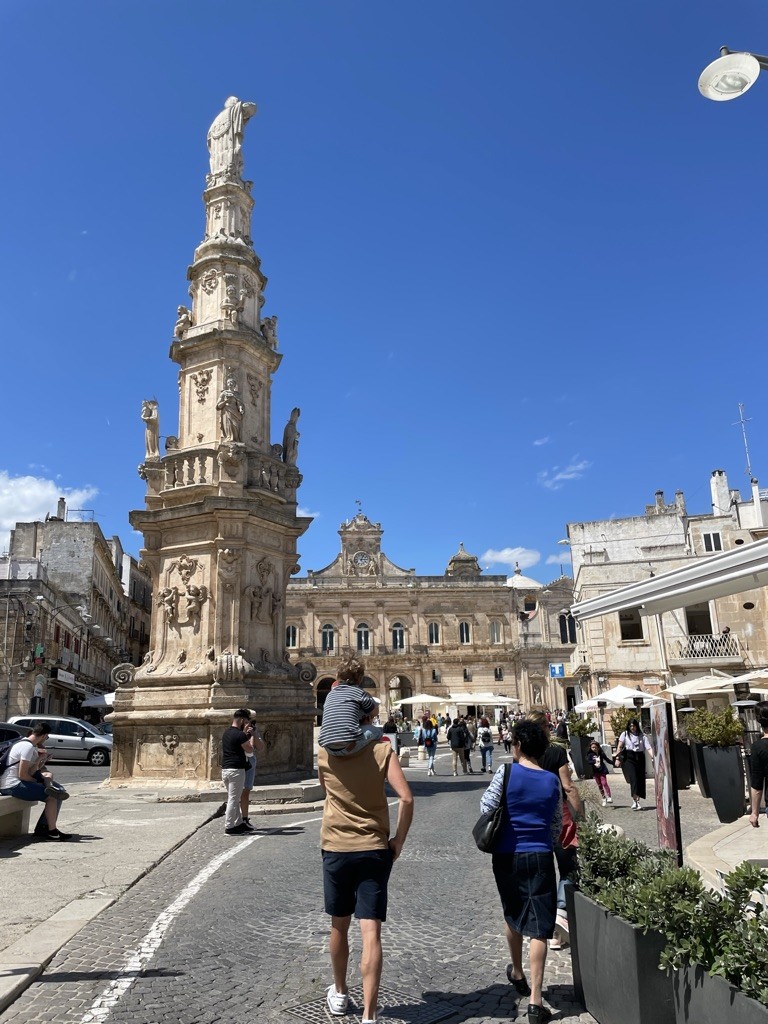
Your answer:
[571,537,768,621]
[448,692,520,706]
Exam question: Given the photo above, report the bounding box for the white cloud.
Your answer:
[481,546,540,570]
[0,472,98,551]
[297,505,320,519]
[533,437,549,447]
[545,552,572,565]
[538,458,591,491]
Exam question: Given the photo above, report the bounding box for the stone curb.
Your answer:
[0,800,224,1015]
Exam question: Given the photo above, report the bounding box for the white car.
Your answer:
[9,715,112,766]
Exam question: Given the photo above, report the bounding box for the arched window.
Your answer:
[391,622,405,650]
[489,620,502,644]
[524,595,537,612]
[559,613,577,644]
[321,624,335,653]
[428,621,440,645]
[356,622,370,652]
[459,621,472,645]
[285,625,297,648]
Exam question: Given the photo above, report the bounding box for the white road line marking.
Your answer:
[77,811,324,1024]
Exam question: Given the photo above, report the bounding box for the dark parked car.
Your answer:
[0,722,25,743]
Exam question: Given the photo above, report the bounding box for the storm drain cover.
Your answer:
[284,986,454,1024]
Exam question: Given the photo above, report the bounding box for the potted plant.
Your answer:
[567,712,597,779]
[685,707,745,823]
[568,815,677,1024]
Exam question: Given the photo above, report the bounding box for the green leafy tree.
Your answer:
[685,707,744,747]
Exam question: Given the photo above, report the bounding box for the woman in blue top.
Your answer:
[480,720,562,1024]
[418,715,439,776]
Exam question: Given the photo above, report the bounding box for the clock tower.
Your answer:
[339,513,383,578]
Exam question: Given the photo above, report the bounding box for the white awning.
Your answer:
[448,692,520,705]
[571,537,768,621]
[80,692,115,709]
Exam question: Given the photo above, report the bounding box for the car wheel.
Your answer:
[88,748,110,767]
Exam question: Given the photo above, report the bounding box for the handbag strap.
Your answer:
[499,761,511,820]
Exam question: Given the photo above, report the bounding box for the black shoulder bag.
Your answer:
[472,762,511,853]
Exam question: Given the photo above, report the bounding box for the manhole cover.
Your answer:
[284,986,454,1024]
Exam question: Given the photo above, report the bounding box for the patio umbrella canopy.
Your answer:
[391,693,446,706]
[573,685,663,712]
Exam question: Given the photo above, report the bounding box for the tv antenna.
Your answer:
[734,403,755,479]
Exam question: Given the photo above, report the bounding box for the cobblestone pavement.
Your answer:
[0,746,721,1024]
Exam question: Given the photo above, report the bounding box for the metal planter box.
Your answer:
[673,964,768,1024]
[567,888,674,1024]
[702,745,745,824]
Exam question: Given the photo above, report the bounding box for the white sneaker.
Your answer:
[606,796,613,804]
[326,984,349,1016]
[631,800,640,811]
[602,798,607,807]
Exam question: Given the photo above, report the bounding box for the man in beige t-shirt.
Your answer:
[318,735,413,1024]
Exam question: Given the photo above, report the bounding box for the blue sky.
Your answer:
[1,1,767,578]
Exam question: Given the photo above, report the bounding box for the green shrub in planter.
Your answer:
[610,706,635,739]
[685,707,744,746]
[567,712,598,737]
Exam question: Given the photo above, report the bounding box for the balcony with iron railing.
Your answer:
[667,632,745,666]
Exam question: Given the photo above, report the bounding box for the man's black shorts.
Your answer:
[322,848,394,921]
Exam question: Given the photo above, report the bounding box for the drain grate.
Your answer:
[284,986,454,1024]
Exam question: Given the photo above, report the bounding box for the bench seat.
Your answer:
[0,796,32,837]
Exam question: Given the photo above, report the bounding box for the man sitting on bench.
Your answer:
[0,722,71,841]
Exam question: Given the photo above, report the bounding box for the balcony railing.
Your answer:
[668,633,742,662]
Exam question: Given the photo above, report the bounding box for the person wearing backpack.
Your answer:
[0,722,70,840]
[447,717,469,775]
[478,716,495,773]
[418,716,439,775]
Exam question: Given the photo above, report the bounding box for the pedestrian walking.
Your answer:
[502,723,513,754]
[221,709,255,835]
[586,739,613,806]
[478,716,495,773]
[382,715,399,755]
[418,715,439,775]
[614,719,654,810]
[447,716,469,775]
[318,719,414,1024]
[481,720,562,1024]
[465,716,477,773]
[749,701,768,828]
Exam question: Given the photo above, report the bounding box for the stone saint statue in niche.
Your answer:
[142,400,160,460]
[282,408,300,465]
[207,97,257,180]
[216,376,244,442]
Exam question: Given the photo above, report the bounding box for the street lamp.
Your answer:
[699,47,767,101]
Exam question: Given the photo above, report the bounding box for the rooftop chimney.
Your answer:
[56,497,66,521]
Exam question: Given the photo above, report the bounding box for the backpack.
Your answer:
[481,729,492,744]
[0,736,24,776]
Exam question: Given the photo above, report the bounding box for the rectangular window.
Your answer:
[459,621,471,645]
[54,624,61,644]
[494,667,504,681]
[432,669,441,683]
[463,668,473,682]
[428,622,440,645]
[489,621,502,644]
[285,625,297,648]
[619,609,644,642]
[703,533,722,553]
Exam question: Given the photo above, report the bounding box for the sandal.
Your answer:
[506,964,531,996]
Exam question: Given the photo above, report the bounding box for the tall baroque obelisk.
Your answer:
[108,98,316,790]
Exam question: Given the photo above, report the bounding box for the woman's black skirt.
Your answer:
[621,749,647,799]
[491,850,557,940]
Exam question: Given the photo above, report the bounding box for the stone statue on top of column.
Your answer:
[282,407,300,465]
[207,97,258,182]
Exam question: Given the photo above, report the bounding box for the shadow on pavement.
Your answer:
[37,967,184,984]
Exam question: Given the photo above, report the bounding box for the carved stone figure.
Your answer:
[221,282,244,324]
[165,435,179,451]
[282,407,300,465]
[185,585,208,630]
[216,377,244,442]
[206,97,257,181]
[159,586,178,624]
[261,315,278,349]
[141,400,160,460]
[174,306,193,339]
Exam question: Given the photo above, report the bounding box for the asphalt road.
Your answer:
[51,764,110,786]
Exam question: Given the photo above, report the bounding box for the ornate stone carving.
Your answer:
[138,464,147,480]
[206,97,257,182]
[256,557,274,584]
[213,648,249,683]
[174,306,193,339]
[185,585,208,631]
[217,373,244,442]
[159,586,179,623]
[241,277,255,299]
[217,548,241,582]
[177,650,187,667]
[165,435,179,451]
[191,368,213,404]
[217,442,245,478]
[221,275,245,324]
[261,315,278,349]
[171,554,198,585]
[111,663,136,688]
[201,269,218,294]
[246,373,262,407]
[141,400,160,460]
[160,732,180,754]
[282,407,300,465]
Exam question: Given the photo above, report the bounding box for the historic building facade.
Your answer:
[286,512,577,715]
[567,469,768,702]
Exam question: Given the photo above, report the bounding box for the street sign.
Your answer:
[549,663,565,679]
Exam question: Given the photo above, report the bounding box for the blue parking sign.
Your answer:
[549,663,565,678]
